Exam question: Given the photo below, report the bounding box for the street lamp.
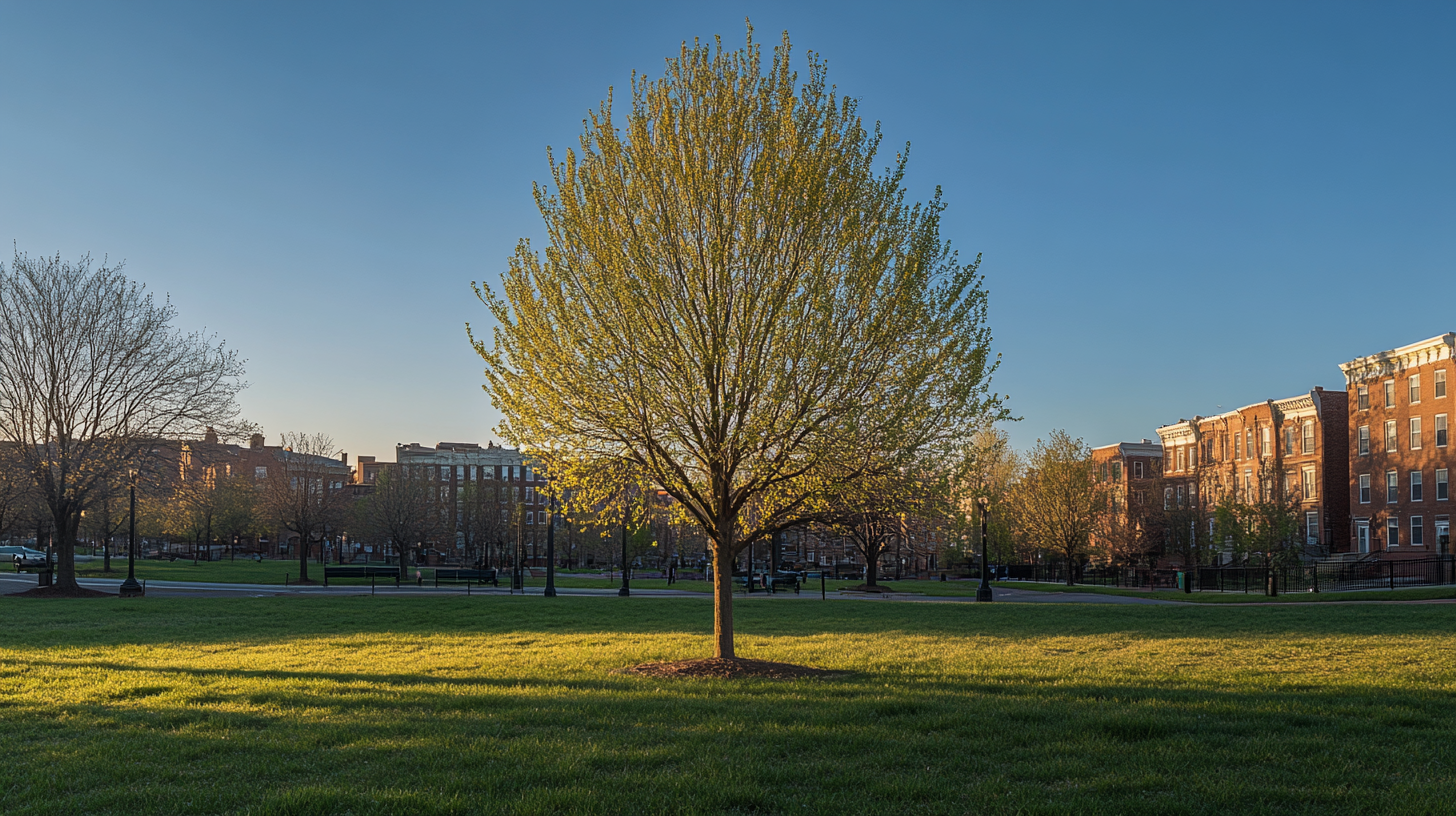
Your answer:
[618,510,631,597]
[119,469,143,597]
[543,493,558,597]
[976,496,993,603]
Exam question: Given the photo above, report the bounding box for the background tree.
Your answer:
[475,29,1005,661]
[0,251,247,591]
[359,466,443,581]
[260,433,349,583]
[1008,430,1106,585]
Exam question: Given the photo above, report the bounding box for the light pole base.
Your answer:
[975,583,993,603]
[118,579,144,598]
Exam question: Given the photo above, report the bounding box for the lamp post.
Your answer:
[119,470,143,597]
[618,510,631,597]
[976,496,993,603]
[543,494,558,597]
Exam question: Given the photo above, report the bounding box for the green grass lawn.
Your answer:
[1,597,1452,815]
[75,557,305,585]
[995,581,1456,604]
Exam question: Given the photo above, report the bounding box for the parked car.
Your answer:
[0,545,52,570]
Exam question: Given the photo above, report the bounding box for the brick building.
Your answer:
[1088,440,1163,562]
[1339,333,1455,558]
[1156,387,1348,562]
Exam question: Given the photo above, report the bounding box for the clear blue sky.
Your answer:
[2,1,1452,461]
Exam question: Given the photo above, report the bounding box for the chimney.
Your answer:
[249,433,265,449]
[340,452,349,465]
[204,427,219,444]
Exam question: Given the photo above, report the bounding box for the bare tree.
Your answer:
[0,251,247,591]
[259,433,350,583]
[359,466,443,581]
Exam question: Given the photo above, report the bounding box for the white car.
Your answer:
[0,546,52,570]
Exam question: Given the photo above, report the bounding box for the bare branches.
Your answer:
[0,250,248,589]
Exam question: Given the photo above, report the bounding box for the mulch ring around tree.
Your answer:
[614,657,846,680]
[7,584,115,598]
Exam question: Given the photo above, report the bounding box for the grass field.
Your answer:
[1,596,1453,815]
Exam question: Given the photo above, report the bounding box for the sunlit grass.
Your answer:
[1,597,1452,815]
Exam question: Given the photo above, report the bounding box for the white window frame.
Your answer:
[1385,380,1396,408]
[1410,374,1422,404]
[1260,427,1271,458]
[1358,425,1370,456]
[1356,521,1370,553]
[1302,421,1315,454]
[1305,511,1319,545]
[1302,466,1316,500]
[1358,473,1371,504]
[1439,468,1449,502]
[1437,369,1447,399]
[1388,516,1400,548]
[1411,417,1423,450]
[1385,420,1398,453]
[1411,516,1424,547]
[1358,384,1370,410]
[1134,460,1144,479]
[1438,414,1448,448]
[1387,470,1398,504]
[1411,471,1424,502]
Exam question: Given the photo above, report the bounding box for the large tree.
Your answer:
[1008,430,1107,586]
[473,29,1004,660]
[0,251,246,591]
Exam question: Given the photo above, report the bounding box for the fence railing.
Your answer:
[997,557,1456,594]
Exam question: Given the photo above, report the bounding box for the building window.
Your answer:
[1260,427,1271,458]
[1358,384,1369,410]
[1385,380,1396,408]
[1410,375,1421,404]
[1306,511,1319,545]
[1411,471,1423,501]
[1245,429,1253,458]
[1243,469,1252,500]
[1358,425,1370,456]
[1439,469,1449,501]
[1385,420,1398,453]
[1359,473,1371,504]
[1134,460,1144,479]
[1302,421,1315,454]
[524,466,533,481]
[1283,426,1296,455]
[1387,471,1398,503]
[1164,488,1172,510]
[1411,516,1424,547]
[526,511,534,525]
[1356,521,1370,553]
[1176,485,1185,506]
[1411,417,1423,450]
[1234,433,1242,459]
[1282,471,1292,497]
[1111,462,1122,480]
[1438,414,1448,447]
[1302,466,1316,500]
[1388,516,1400,547]
[513,487,520,501]
[1437,369,1448,399]
[1177,449,1184,471]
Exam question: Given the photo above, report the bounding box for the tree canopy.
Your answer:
[474,28,1005,658]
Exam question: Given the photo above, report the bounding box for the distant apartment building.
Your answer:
[1156,387,1348,561]
[357,441,551,562]
[1339,333,1455,558]
[1088,440,1163,563]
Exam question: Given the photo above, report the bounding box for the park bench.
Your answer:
[767,574,800,594]
[434,568,499,588]
[323,565,400,588]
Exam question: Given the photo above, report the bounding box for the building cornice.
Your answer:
[1339,333,1456,385]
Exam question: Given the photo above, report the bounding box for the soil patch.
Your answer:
[615,657,843,680]
[848,584,894,593]
[7,584,114,599]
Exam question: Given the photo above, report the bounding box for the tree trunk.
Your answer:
[52,507,79,590]
[1065,546,1075,586]
[865,546,879,587]
[712,544,735,659]
[297,535,310,582]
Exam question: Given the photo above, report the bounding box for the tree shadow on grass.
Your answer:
[2,659,1452,816]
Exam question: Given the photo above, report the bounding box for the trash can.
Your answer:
[1175,570,1185,591]
[38,567,53,587]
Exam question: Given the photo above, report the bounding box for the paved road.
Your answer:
[0,574,1177,604]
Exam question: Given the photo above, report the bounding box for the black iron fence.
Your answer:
[998,557,1456,594]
